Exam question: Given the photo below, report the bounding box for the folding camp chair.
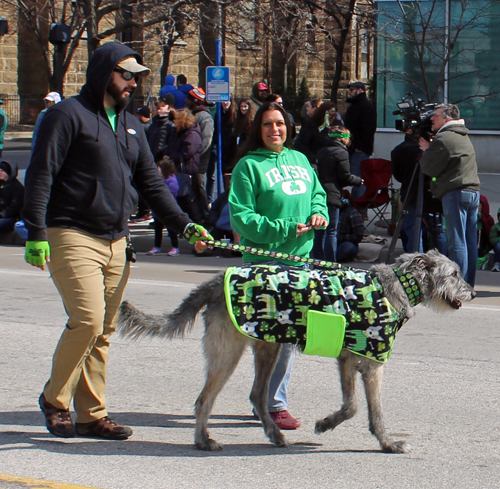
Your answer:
[353,158,394,233]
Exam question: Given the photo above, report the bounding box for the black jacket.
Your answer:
[316,140,362,207]
[293,120,331,165]
[0,161,24,219]
[22,42,191,242]
[146,115,175,161]
[344,92,377,155]
[391,134,421,203]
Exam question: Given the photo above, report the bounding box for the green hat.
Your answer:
[497,207,500,215]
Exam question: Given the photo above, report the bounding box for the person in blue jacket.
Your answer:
[159,74,184,109]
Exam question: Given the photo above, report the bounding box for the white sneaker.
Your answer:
[147,247,162,255]
[167,247,180,256]
[492,262,500,272]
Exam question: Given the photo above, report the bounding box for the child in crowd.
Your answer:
[477,194,495,269]
[336,190,364,262]
[489,207,500,272]
[147,157,180,256]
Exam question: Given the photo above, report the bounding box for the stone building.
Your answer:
[0,0,373,129]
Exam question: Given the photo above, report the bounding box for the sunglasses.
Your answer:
[114,69,139,81]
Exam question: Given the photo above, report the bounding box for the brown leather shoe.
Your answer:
[39,393,75,438]
[75,416,133,440]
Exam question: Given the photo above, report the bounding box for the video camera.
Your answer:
[393,93,436,140]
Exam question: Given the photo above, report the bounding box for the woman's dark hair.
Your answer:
[264,93,282,103]
[237,102,292,159]
[222,95,236,126]
[235,98,256,138]
[328,125,351,146]
[310,102,336,126]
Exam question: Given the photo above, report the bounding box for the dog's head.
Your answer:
[395,249,476,312]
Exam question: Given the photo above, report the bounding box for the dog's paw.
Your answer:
[266,427,288,447]
[382,440,409,454]
[196,438,223,451]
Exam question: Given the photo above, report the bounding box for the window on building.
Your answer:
[376,0,500,131]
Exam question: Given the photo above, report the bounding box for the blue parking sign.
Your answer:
[206,66,230,102]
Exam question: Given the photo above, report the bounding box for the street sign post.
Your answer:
[206,63,230,197]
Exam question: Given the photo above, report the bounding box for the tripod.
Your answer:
[386,163,424,263]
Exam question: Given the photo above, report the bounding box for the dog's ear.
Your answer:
[411,253,434,270]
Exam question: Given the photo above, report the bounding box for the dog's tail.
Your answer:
[117,273,225,340]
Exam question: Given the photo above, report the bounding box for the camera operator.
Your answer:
[392,128,448,255]
[419,103,480,286]
[391,128,422,252]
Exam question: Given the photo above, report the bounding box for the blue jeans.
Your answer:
[400,205,423,253]
[423,213,448,255]
[312,229,325,260]
[15,220,28,241]
[324,205,340,262]
[441,189,479,286]
[268,344,294,411]
[0,217,17,233]
[246,260,303,411]
[493,242,500,263]
[337,241,359,262]
[349,151,368,201]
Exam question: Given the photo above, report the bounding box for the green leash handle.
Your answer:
[204,240,343,270]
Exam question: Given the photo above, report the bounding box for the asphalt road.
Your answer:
[1,243,500,489]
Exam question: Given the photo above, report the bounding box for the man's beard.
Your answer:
[106,80,133,110]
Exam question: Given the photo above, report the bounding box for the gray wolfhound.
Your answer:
[118,250,475,453]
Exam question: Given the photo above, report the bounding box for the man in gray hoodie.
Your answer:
[419,103,480,286]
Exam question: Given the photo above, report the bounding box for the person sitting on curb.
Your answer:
[0,160,25,235]
[488,207,500,272]
[336,190,365,262]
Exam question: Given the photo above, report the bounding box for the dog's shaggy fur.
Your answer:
[118,250,475,453]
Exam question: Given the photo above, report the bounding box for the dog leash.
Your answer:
[205,240,343,270]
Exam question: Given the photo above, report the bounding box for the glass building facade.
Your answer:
[376,0,500,131]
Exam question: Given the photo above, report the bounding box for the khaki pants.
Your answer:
[44,228,130,423]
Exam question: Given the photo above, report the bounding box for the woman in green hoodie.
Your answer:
[229,101,328,430]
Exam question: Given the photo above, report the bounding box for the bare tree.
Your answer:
[377,0,500,105]
[7,0,221,95]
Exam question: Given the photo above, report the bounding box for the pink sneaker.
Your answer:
[269,410,301,430]
[147,247,161,255]
[167,247,180,256]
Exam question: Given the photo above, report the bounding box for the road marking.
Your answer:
[462,304,500,312]
[0,473,101,489]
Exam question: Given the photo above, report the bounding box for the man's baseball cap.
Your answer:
[348,81,365,90]
[44,92,62,103]
[257,82,269,91]
[116,56,151,76]
[136,106,151,118]
[188,87,206,102]
[158,94,175,106]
